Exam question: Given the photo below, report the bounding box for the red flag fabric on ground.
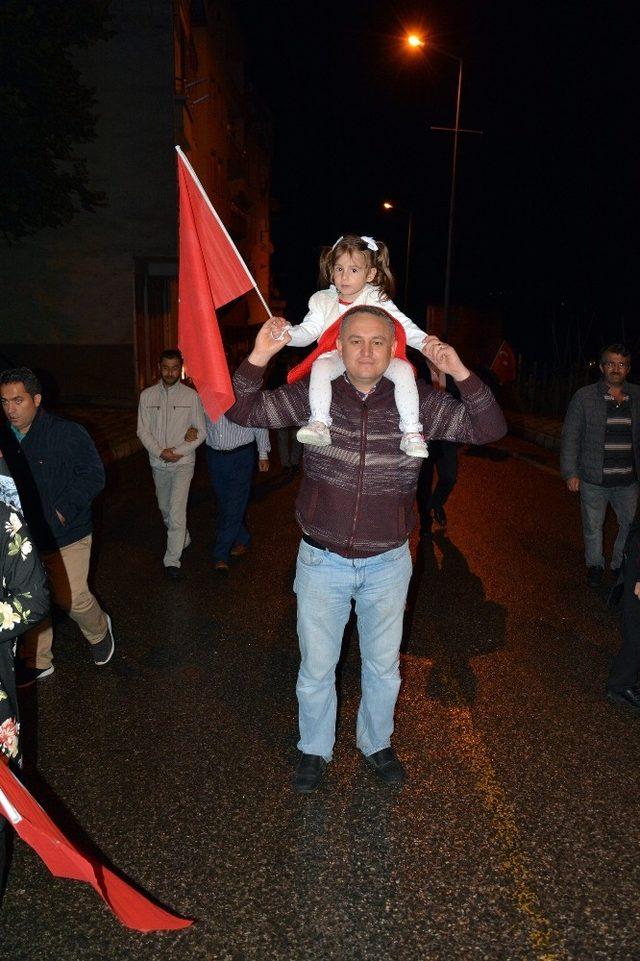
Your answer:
[0,762,193,932]
[490,340,517,385]
[177,146,256,421]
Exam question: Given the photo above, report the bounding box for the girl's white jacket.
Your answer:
[287,284,427,350]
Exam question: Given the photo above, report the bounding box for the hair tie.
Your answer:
[331,235,379,253]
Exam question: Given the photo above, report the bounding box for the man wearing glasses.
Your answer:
[561,344,639,589]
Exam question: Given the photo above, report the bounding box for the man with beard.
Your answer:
[137,349,206,581]
[561,343,640,588]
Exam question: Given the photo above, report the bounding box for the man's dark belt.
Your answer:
[302,533,328,551]
[213,442,254,454]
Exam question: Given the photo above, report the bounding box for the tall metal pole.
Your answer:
[404,211,413,310]
[442,58,462,338]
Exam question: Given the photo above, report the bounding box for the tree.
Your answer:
[0,0,111,242]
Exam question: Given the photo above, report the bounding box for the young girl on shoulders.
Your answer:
[274,234,430,457]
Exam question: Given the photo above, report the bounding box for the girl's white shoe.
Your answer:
[296,421,332,447]
[400,432,429,458]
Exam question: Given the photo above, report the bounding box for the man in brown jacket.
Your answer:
[229,306,507,793]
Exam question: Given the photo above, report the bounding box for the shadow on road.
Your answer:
[403,531,506,706]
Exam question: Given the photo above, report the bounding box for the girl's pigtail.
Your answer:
[318,246,335,289]
[373,241,396,300]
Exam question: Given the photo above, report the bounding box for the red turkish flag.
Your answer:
[0,762,193,932]
[490,340,517,385]
[177,147,255,421]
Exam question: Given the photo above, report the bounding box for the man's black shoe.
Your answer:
[16,664,54,689]
[165,565,181,581]
[293,753,327,794]
[587,566,603,587]
[364,747,405,785]
[607,687,640,712]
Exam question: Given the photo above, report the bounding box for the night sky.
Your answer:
[235,0,637,359]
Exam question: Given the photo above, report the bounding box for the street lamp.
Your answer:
[382,201,413,309]
[405,33,479,337]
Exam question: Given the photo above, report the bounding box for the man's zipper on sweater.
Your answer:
[347,401,368,551]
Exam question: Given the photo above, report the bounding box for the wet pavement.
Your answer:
[1,436,639,961]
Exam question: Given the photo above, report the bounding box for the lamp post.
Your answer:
[406,34,480,338]
[382,201,413,309]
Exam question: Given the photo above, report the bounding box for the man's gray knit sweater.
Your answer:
[229,361,507,558]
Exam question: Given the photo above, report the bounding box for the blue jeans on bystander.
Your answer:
[206,444,255,563]
[580,480,639,570]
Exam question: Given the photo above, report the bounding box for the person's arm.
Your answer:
[136,393,163,459]
[227,319,311,429]
[54,424,105,524]
[172,392,207,455]
[419,335,507,445]
[383,298,428,351]
[560,391,584,489]
[286,292,329,347]
[255,428,271,472]
[0,508,49,640]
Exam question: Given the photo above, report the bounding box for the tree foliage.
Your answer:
[0,0,112,242]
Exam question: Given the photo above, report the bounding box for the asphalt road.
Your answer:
[1,435,638,961]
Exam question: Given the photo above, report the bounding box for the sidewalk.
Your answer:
[503,409,562,452]
[61,406,141,464]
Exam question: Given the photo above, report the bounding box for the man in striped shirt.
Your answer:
[204,413,270,572]
[561,343,640,587]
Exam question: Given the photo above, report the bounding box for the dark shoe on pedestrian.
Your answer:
[293,753,327,794]
[164,565,181,581]
[587,565,603,587]
[92,614,115,666]
[16,664,54,689]
[607,686,640,712]
[431,506,447,528]
[213,560,229,573]
[230,543,249,558]
[364,747,406,785]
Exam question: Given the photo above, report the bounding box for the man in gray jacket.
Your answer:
[561,343,639,587]
[137,349,206,581]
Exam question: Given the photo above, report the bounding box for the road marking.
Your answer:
[444,689,568,960]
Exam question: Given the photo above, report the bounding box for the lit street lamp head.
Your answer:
[406,34,425,49]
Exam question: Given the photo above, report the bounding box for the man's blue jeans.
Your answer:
[293,539,413,761]
[580,480,639,569]
[206,444,254,563]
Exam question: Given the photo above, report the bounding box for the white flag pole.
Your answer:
[175,145,272,319]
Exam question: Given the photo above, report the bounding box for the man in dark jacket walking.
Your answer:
[561,344,639,587]
[228,307,507,794]
[0,368,115,687]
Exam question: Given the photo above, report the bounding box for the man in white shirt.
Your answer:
[137,349,206,580]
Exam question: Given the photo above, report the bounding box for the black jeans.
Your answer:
[417,440,459,529]
[608,524,640,691]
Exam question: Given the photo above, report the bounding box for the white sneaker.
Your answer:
[400,432,429,458]
[296,421,332,447]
